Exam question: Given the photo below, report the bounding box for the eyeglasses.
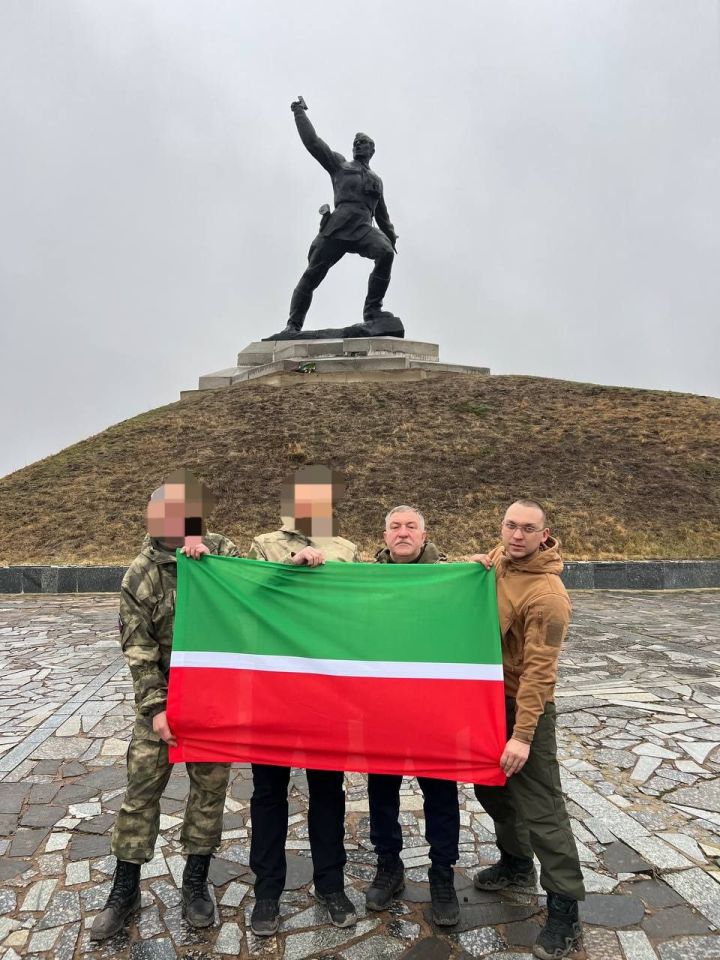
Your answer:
[503,521,546,535]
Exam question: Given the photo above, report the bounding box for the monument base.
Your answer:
[182,338,489,397]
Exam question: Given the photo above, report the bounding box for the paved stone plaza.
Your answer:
[1,590,719,960]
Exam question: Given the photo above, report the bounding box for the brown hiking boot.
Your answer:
[474,852,537,891]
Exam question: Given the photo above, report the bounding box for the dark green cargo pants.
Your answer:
[111,721,230,864]
[473,698,585,901]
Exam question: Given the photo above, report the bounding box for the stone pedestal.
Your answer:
[182,337,489,397]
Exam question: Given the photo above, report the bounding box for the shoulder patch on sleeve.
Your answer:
[545,617,568,648]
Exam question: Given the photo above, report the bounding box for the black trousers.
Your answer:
[368,773,460,868]
[472,698,585,901]
[250,764,346,899]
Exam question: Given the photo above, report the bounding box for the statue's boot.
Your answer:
[363,272,392,320]
[285,280,313,333]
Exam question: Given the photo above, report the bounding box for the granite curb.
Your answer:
[562,559,720,590]
[0,566,126,594]
[0,560,718,593]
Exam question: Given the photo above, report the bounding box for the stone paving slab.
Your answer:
[0,591,719,958]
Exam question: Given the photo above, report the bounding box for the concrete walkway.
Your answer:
[0,590,719,959]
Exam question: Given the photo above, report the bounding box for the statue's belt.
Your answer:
[334,200,374,216]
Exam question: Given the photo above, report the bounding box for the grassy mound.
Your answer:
[1,375,718,564]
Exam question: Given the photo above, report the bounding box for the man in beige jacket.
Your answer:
[247,466,358,937]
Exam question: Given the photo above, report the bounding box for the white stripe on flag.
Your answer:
[170,650,503,681]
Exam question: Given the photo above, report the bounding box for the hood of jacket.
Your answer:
[490,535,564,578]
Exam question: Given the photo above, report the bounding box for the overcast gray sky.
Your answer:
[1,0,719,479]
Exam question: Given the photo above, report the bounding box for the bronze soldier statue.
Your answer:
[282,96,399,335]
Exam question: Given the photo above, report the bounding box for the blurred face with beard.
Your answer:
[145,469,216,550]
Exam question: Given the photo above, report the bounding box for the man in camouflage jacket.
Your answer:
[91,471,240,941]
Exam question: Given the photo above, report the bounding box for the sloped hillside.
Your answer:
[1,375,718,564]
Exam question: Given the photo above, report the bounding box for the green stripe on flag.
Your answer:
[174,554,501,666]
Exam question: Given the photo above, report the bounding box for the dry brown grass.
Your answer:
[1,374,719,564]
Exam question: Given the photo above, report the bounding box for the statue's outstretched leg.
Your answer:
[286,238,344,332]
[287,281,313,332]
[359,233,395,321]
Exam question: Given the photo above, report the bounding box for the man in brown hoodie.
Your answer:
[471,499,586,960]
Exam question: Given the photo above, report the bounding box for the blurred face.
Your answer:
[501,504,549,562]
[291,482,334,537]
[146,483,206,549]
[383,510,426,563]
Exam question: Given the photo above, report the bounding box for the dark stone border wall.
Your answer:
[0,561,718,594]
[562,560,720,590]
[0,567,126,594]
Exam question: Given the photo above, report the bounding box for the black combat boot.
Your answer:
[181,854,215,928]
[533,890,586,960]
[365,855,405,911]
[428,865,460,926]
[90,860,141,940]
[474,850,537,891]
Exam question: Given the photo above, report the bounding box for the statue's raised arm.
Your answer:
[290,97,344,175]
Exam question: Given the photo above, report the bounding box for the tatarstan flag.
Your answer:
[167,554,506,784]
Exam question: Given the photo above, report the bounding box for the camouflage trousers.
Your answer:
[111,724,230,865]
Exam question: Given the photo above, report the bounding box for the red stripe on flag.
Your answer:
[167,667,507,784]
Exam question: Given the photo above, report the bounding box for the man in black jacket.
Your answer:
[365,505,461,927]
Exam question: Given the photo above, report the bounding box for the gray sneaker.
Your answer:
[313,889,358,928]
[250,898,280,936]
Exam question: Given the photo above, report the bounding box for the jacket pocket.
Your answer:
[503,629,523,667]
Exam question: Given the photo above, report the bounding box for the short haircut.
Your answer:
[509,498,548,528]
[281,465,345,500]
[150,468,216,515]
[385,505,425,531]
